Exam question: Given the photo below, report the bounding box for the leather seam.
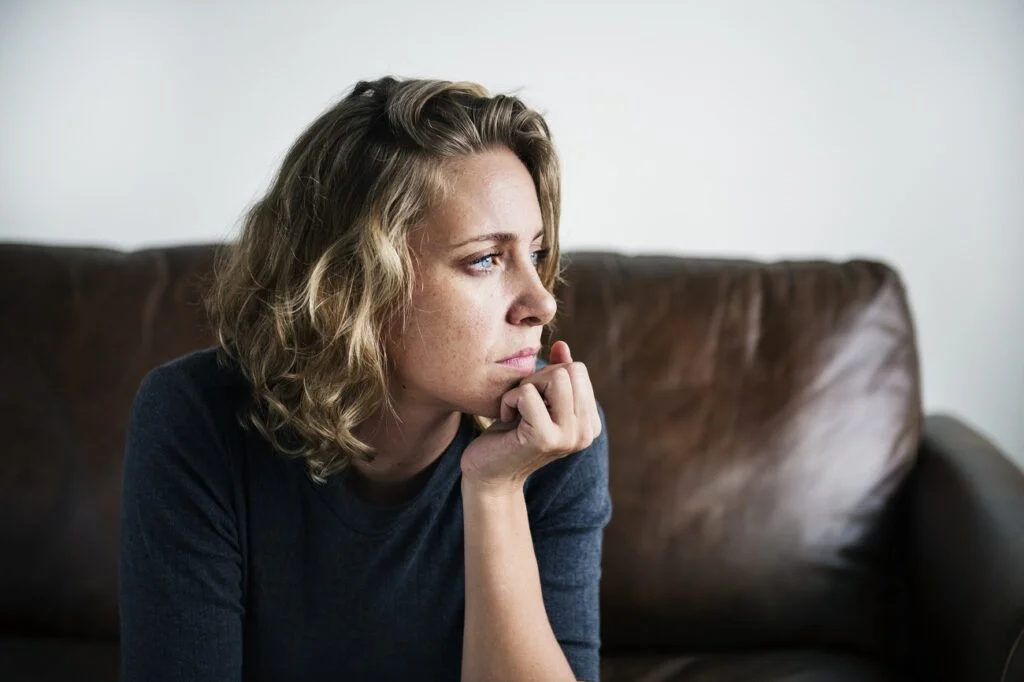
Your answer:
[1003,622,1024,682]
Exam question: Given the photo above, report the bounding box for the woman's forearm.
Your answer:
[460,478,578,682]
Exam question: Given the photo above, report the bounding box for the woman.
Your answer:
[118,76,610,682]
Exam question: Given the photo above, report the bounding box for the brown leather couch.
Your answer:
[1,242,1022,682]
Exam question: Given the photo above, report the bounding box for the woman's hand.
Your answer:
[460,340,601,494]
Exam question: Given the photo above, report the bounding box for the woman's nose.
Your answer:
[508,267,557,327]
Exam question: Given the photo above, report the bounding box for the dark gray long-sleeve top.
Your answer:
[118,348,611,681]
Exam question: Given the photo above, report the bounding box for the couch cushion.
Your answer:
[0,636,119,682]
[601,650,902,681]
[554,253,919,661]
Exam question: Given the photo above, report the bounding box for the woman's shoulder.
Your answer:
[125,347,255,498]
[131,346,251,441]
[123,348,252,551]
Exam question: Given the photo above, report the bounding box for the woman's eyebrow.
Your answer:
[450,229,544,249]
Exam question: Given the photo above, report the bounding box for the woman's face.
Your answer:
[387,147,556,419]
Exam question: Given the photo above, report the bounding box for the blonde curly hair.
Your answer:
[205,76,563,482]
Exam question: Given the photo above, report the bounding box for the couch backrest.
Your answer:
[555,252,920,661]
[1,244,218,638]
[0,244,920,659]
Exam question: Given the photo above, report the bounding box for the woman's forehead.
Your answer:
[424,151,543,248]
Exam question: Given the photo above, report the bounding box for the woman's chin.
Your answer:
[454,380,521,421]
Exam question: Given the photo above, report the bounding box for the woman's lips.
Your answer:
[499,354,537,373]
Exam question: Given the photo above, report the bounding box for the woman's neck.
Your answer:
[347,407,463,506]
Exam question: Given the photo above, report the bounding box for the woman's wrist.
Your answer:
[460,474,525,505]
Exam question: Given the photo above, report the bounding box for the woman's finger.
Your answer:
[500,384,525,423]
[544,366,575,428]
[566,362,600,439]
[548,340,572,365]
[512,383,556,437]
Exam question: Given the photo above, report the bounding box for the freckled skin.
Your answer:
[388,147,556,420]
[349,148,556,496]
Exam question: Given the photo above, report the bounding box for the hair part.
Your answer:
[204,76,563,482]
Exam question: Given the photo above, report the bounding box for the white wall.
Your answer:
[2,0,1022,465]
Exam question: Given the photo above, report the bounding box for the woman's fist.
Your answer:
[460,341,601,491]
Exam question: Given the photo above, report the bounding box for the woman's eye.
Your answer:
[469,253,500,272]
[468,248,549,274]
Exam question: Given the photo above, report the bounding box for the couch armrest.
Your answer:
[908,414,1024,682]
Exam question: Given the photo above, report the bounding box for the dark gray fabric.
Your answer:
[118,348,611,682]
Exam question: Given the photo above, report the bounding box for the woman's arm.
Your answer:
[459,341,607,682]
[119,365,245,681]
[461,479,579,682]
